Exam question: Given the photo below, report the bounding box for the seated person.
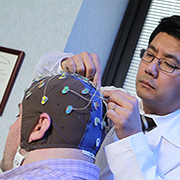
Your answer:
[0,72,109,180]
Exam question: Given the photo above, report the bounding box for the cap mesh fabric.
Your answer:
[21,73,106,156]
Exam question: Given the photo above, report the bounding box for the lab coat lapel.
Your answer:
[146,113,180,176]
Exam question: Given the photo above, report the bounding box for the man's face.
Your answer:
[0,104,21,172]
[136,32,180,115]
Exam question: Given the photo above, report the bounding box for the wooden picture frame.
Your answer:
[0,46,25,115]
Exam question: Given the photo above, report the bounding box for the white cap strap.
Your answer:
[13,146,28,168]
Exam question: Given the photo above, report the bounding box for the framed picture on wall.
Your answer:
[0,46,25,115]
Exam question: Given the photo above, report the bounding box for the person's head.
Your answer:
[1,73,108,171]
[136,15,180,115]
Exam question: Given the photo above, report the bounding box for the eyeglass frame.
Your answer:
[140,48,180,73]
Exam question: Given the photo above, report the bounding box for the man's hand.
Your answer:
[61,51,101,86]
[103,89,142,139]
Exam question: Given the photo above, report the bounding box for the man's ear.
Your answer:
[28,113,51,143]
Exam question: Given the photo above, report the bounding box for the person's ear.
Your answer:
[28,113,51,143]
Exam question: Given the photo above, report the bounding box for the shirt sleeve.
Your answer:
[105,132,164,180]
[32,51,74,80]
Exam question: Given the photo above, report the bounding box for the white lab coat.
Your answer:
[96,108,180,180]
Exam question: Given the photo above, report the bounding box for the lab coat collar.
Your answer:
[145,108,180,149]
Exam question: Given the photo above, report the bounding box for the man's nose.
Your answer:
[145,58,159,78]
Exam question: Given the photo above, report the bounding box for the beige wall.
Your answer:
[0,0,83,170]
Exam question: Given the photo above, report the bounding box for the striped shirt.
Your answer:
[0,159,100,180]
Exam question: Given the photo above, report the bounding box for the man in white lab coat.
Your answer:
[33,15,180,179]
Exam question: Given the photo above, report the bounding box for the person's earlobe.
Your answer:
[28,113,51,143]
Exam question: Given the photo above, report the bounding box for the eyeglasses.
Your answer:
[140,49,180,73]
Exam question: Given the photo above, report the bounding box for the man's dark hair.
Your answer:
[149,15,180,44]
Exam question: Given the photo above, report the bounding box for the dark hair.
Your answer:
[149,15,180,44]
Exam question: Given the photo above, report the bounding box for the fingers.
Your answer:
[107,101,128,124]
[103,89,136,107]
[61,51,101,86]
[103,89,142,139]
[105,90,139,120]
[71,54,87,75]
[91,53,101,86]
[61,57,76,73]
[61,54,85,74]
[81,52,95,78]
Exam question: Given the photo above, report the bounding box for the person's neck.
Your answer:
[22,148,95,165]
[143,101,180,116]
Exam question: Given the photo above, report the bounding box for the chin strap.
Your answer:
[13,146,28,168]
